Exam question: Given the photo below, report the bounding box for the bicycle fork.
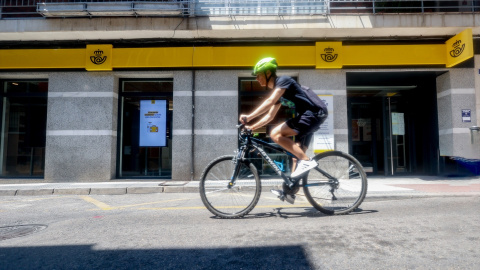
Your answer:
[228,147,247,188]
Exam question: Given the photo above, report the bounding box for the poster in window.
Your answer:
[391,112,405,135]
[139,100,167,147]
[314,95,334,153]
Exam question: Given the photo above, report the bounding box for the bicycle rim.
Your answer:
[303,151,367,215]
[199,155,261,218]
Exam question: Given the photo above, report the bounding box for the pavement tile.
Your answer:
[16,189,54,196]
[90,188,127,195]
[0,190,17,196]
[127,187,164,194]
[53,188,91,195]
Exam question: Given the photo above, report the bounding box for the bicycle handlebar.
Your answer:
[236,122,252,140]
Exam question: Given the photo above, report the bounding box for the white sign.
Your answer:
[139,100,167,147]
[462,109,471,122]
[391,112,405,135]
[314,95,334,153]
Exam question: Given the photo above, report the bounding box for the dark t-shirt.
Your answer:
[275,76,326,115]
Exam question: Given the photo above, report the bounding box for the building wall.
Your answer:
[300,70,348,156]
[37,69,350,181]
[1,64,478,181]
[436,69,479,159]
[45,72,118,181]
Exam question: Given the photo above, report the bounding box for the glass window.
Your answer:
[118,79,173,178]
[239,77,296,177]
[0,80,48,178]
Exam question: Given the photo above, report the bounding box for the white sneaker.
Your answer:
[291,159,317,178]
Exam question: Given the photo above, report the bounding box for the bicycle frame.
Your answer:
[230,128,339,191]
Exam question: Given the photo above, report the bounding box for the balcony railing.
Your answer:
[1,0,479,19]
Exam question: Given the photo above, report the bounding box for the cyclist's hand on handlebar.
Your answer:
[239,115,249,124]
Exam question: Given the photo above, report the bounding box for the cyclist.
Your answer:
[239,57,328,204]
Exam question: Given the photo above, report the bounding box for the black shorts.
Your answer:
[286,109,328,147]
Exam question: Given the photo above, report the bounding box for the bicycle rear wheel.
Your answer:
[199,155,261,218]
[303,151,367,215]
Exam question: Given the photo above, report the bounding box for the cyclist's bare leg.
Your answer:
[291,143,308,172]
[270,123,309,161]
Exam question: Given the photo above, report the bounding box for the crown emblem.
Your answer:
[90,49,107,65]
[450,40,465,58]
[321,46,338,63]
[324,47,335,53]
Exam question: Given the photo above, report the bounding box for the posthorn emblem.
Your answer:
[90,49,107,65]
[321,47,338,62]
[450,40,465,58]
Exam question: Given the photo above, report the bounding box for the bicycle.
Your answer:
[199,123,368,219]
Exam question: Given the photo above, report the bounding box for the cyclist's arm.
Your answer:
[248,103,281,131]
[240,88,285,124]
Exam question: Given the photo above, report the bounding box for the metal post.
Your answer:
[388,97,394,176]
[144,148,148,176]
[470,126,480,144]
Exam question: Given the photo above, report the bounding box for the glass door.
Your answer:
[118,80,173,178]
[0,81,48,178]
[384,96,410,176]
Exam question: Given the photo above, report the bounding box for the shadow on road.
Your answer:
[0,244,314,269]
[209,207,378,219]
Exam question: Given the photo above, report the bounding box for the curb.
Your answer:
[0,185,276,196]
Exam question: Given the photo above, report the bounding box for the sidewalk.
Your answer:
[0,176,480,197]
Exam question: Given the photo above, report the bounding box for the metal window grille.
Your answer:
[0,1,479,19]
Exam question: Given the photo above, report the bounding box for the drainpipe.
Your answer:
[191,69,196,180]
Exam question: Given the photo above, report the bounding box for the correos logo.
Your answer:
[450,40,465,58]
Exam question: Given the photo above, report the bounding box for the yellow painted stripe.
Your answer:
[109,197,196,209]
[80,196,114,211]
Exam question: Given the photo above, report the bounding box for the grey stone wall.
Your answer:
[193,70,239,180]
[436,69,479,159]
[44,72,118,181]
[299,70,348,155]
[171,71,193,181]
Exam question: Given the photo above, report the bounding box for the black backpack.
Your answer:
[300,85,328,113]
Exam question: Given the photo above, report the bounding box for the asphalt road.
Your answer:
[1,193,479,269]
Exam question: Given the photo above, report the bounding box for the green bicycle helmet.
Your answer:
[252,57,278,76]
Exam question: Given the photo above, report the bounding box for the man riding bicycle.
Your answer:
[239,57,328,204]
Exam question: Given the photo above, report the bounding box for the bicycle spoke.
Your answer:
[200,156,261,218]
[303,151,367,215]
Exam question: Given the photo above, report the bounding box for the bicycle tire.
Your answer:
[199,155,261,219]
[303,151,367,215]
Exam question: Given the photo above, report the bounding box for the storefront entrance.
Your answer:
[117,79,173,178]
[347,72,441,176]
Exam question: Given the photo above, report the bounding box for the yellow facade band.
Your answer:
[113,47,193,68]
[342,44,446,66]
[0,29,473,70]
[0,49,85,69]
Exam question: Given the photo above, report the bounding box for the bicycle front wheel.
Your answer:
[199,155,261,219]
[303,151,367,215]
